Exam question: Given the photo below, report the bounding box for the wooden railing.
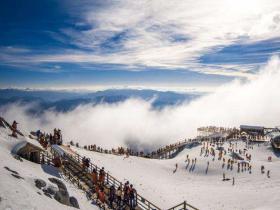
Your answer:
[168,201,199,210]
[151,140,200,159]
[45,146,198,210]
[72,152,161,210]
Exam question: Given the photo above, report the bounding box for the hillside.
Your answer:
[0,126,98,210]
[1,120,280,210]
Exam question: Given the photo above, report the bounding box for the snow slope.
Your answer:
[0,127,98,210]
[73,141,280,210]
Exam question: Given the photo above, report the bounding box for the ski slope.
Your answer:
[0,127,98,210]
[73,141,280,210]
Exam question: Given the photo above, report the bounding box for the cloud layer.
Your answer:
[1,0,280,77]
[1,56,280,151]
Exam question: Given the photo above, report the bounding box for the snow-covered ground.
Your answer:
[1,122,280,210]
[73,141,280,210]
[0,127,98,210]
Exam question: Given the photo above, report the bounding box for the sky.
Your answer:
[1,0,280,91]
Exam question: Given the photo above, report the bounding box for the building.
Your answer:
[240,125,264,136]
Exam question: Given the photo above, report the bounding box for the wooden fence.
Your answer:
[44,146,198,210]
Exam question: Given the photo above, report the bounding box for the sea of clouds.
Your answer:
[1,56,280,151]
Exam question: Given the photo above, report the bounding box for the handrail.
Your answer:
[151,140,200,159]
[168,201,199,210]
[47,146,198,210]
[65,152,161,210]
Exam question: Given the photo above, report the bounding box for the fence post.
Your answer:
[184,201,186,210]
[106,173,109,184]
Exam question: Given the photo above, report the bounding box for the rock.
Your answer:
[4,166,19,174]
[49,178,70,206]
[13,155,23,162]
[35,179,46,189]
[54,191,70,205]
[44,192,53,199]
[11,174,24,179]
[69,196,80,209]
[46,185,58,195]
[48,178,67,191]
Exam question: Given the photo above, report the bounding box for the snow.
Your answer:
[0,127,98,210]
[72,141,280,210]
[1,122,280,210]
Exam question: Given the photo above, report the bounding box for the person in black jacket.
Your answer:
[129,184,136,209]
[109,185,116,208]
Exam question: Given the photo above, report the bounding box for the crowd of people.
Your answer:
[35,128,63,149]
[70,138,194,159]
[79,159,138,209]
[178,138,273,187]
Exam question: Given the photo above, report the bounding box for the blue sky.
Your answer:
[1,0,280,91]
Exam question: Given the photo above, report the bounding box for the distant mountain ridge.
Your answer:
[0,88,203,112]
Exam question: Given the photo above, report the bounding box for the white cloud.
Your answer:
[60,0,280,74]
[1,56,280,151]
[2,0,280,77]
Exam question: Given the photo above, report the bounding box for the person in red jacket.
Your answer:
[91,168,98,185]
[98,187,105,203]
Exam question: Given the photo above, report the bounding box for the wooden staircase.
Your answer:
[50,147,198,210]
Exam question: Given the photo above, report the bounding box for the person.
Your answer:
[91,168,98,184]
[82,157,86,169]
[261,165,265,174]
[109,185,116,208]
[11,120,18,138]
[129,184,136,209]
[223,172,225,181]
[268,156,272,162]
[173,163,178,173]
[98,187,105,203]
[99,167,106,185]
[267,170,270,178]
[52,156,62,168]
[36,130,41,139]
[123,181,130,205]
[116,186,122,208]
[232,177,235,185]
[206,161,209,174]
